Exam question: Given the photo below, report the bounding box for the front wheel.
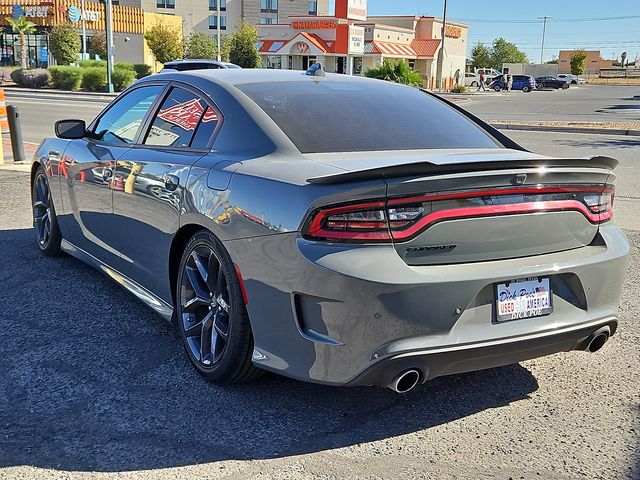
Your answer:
[176,231,261,384]
[32,166,62,256]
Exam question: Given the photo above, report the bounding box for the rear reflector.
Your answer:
[303,185,614,243]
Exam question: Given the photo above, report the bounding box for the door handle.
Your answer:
[163,174,180,192]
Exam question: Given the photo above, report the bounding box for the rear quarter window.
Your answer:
[238,80,500,154]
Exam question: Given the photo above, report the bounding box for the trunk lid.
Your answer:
[306,149,615,265]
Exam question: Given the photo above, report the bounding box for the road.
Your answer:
[0,130,638,479]
[463,84,640,124]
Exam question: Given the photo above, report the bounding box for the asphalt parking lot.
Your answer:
[0,130,638,479]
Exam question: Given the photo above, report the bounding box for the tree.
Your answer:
[228,21,261,68]
[49,23,81,65]
[144,21,184,65]
[570,50,587,76]
[364,59,422,86]
[489,38,528,70]
[545,56,558,64]
[185,33,217,59]
[5,16,36,68]
[89,34,107,59]
[470,43,491,69]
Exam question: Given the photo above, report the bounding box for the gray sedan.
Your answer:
[31,69,629,392]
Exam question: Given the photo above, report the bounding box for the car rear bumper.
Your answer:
[226,223,629,387]
[347,317,617,387]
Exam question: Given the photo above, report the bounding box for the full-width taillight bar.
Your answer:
[303,185,614,243]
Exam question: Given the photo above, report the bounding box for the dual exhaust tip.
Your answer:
[387,327,611,393]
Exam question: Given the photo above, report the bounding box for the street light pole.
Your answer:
[81,0,87,59]
[105,0,114,92]
[435,0,447,92]
[539,16,551,65]
[216,0,221,61]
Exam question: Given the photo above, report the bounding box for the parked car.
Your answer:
[489,74,536,92]
[464,72,479,87]
[35,69,628,392]
[556,74,586,85]
[161,59,241,72]
[535,76,570,89]
[475,67,501,83]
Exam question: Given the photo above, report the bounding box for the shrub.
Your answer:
[451,85,467,93]
[114,62,135,71]
[364,59,422,86]
[144,21,183,64]
[0,67,12,83]
[79,59,106,68]
[11,68,50,87]
[49,66,83,90]
[82,67,107,91]
[185,32,216,59]
[228,21,261,68]
[10,68,23,84]
[133,63,152,79]
[112,66,136,91]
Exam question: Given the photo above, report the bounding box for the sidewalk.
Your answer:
[0,137,38,172]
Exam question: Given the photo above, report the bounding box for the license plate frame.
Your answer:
[495,277,553,323]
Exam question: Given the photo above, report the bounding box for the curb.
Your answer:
[490,123,640,137]
[1,86,116,102]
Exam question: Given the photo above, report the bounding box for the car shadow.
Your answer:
[552,137,640,149]
[0,228,539,473]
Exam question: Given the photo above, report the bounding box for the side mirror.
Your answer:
[55,119,87,139]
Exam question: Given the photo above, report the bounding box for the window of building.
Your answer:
[264,56,282,69]
[157,0,174,8]
[93,86,163,145]
[260,0,278,13]
[308,1,317,15]
[208,0,226,11]
[260,17,277,24]
[209,15,227,29]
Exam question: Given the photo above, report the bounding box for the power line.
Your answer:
[451,14,640,24]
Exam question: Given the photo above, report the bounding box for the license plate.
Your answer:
[496,277,553,322]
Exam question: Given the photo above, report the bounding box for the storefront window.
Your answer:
[264,56,282,69]
[353,57,363,75]
[0,30,50,68]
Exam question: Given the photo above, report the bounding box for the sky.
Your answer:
[328,0,640,62]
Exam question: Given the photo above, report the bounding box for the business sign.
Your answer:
[291,21,336,29]
[348,25,364,54]
[444,25,462,38]
[67,5,80,22]
[335,0,367,21]
[295,42,309,54]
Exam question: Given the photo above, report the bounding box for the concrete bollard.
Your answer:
[7,105,25,163]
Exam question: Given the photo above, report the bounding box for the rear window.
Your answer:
[238,80,499,154]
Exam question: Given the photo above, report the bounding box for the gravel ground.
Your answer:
[491,120,640,130]
[0,133,638,479]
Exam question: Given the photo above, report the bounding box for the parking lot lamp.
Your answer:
[435,0,447,92]
[539,16,551,65]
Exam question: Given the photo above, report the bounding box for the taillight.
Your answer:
[303,185,614,243]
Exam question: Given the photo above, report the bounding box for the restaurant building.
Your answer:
[0,0,180,67]
[256,0,468,88]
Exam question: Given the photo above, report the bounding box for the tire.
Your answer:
[562,83,569,90]
[494,85,501,92]
[175,230,261,384]
[470,81,477,87]
[522,86,531,93]
[31,165,62,256]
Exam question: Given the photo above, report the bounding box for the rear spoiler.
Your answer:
[306,156,619,185]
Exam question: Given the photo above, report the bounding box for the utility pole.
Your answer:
[539,16,551,64]
[216,0,221,61]
[435,0,447,92]
[105,0,114,93]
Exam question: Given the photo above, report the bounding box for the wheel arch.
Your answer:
[30,160,42,187]
[168,223,209,310]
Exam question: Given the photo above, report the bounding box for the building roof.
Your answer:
[257,32,334,54]
[364,41,416,57]
[411,39,441,57]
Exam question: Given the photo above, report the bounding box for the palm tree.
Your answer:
[6,16,37,69]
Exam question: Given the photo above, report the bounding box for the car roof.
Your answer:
[160,68,394,87]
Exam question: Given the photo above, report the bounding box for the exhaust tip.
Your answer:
[587,332,609,353]
[389,369,421,393]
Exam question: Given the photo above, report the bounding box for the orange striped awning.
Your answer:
[364,41,416,57]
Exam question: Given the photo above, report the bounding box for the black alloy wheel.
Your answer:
[32,166,62,256]
[177,231,260,383]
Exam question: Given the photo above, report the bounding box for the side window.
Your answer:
[144,87,209,148]
[92,85,163,144]
[190,107,220,148]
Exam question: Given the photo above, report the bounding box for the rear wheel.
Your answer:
[494,85,501,92]
[32,166,62,256]
[470,81,477,87]
[522,86,531,93]
[562,83,570,89]
[176,231,260,384]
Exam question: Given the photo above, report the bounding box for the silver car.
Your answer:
[33,69,629,393]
